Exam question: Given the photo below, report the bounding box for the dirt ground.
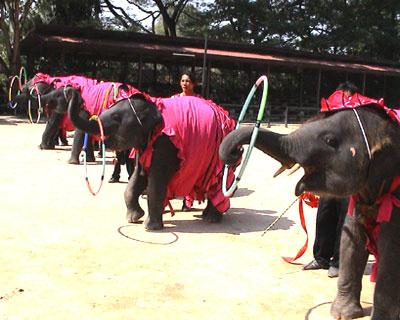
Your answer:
[0,115,374,320]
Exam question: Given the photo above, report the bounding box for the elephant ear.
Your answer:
[130,94,163,129]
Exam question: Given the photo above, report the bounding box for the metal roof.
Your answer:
[21,24,400,76]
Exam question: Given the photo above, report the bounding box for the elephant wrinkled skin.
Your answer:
[67,87,235,231]
[219,105,400,320]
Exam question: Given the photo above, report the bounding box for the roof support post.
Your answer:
[298,67,303,108]
[138,55,143,89]
[206,60,211,98]
[362,73,366,94]
[316,68,321,108]
[383,75,387,97]
[201,32,208,97]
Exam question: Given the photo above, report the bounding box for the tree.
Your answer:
[0,0,34,78]
[102,0,195,36]
[204,0,400,61]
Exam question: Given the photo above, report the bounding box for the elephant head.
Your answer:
[219,104,400,201]
[66,87,163,151]
[11,80,54,111]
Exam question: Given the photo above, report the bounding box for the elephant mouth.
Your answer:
[274,163,318,196]
[294,165,321,196]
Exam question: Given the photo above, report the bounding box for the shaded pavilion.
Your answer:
[20,24,400,122]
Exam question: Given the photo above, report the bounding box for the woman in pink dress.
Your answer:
[171,72,201,211]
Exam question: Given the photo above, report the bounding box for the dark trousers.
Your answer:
[111,150,134,180]
[313,196,348,268]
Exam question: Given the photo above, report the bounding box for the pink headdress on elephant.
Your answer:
[320,89,400,126]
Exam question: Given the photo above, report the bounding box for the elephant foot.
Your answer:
[126,208,145,223]
[202,206,223,223]
[68,158,80,165]
[331,294,365,319]
[39,144,55,150]
[144,216,163,231]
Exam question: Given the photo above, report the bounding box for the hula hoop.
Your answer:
[8,75,20,109]
[18,66,27,91]
[83,117,106,196]
[28,85,42,124]
[222,75,269,197]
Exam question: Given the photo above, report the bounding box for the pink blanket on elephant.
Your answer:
[135,96,235,213]
[32,73,146,134]
[32,73,143,115]
[32,73,99,90]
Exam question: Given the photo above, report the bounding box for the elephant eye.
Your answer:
[324,135,338,148]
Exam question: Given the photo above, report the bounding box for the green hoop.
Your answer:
[18,67,27,91]
[222,75,269,197]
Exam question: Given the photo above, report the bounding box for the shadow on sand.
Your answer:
[118,207,295,242]
[0,115,34,126]
[304,300,372,320]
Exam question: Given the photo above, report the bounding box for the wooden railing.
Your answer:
[222,103,319,127]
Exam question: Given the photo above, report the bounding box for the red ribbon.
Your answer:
[282,192,319,264]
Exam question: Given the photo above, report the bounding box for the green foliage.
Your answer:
[204,0,400,60]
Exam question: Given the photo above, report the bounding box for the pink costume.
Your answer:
[132,96,236,213]
[31,73,100,133]
[321,89,400,281]
[31,73,145,137]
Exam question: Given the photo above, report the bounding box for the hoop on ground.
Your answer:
[28,85,42,124]
[222,75,269,197]
[8,76,20,109]
[18,66,27,91]
[83,116,106,196]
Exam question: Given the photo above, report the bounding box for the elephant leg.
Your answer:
[68,129,84,164]
[331,214,369,319]
[145,135,179,231]
[68,130,95,164]
[202,180,229,223]
[39,112,63,150]
[371,209,400,320]
[68,109,95,164]
[202,200,223,223]
[85,138,95,162]
[124,163,148,223]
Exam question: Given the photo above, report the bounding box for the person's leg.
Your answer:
[109,152,122,183]
[304,197,338,270]
[329,197,349,274]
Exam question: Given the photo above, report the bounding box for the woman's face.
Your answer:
[180,74,194,95]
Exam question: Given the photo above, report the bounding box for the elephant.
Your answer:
[18,74,139,164]
[11,79,71,148]
[219,103,400,319]
[66,87,236,230]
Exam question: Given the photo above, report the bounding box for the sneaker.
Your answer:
[328,266,339,278]
[303,259,329,270]
[108,176,120,183]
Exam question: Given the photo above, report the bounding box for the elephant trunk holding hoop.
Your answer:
[11,80,72,149]
[219,105,400,319]
[67,87,236,230]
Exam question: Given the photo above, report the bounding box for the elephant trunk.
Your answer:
[219,126,296,170]
[67,87,100,135]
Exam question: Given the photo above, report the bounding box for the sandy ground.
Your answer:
[0,115,374,320]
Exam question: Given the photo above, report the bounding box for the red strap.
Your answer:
[282,192,319,264]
